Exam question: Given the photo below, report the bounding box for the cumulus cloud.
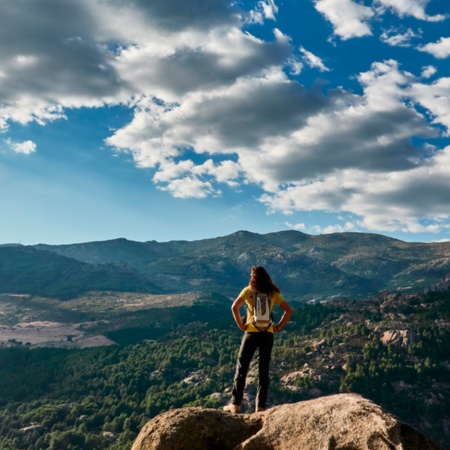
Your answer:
[152,159,241,195]
[99,0,450,230]
[286,57,304,75]
[418,37,450,59]
[106,71,331,188]
[6,139,37,155]
[112,27,292,101]
[375,0,447,22]
[285,221,356,234]
[158,177,219,198]
[108,52,448,231]
[0,0,127,129]
[314,0,374,40]
[380,27,421,47]
[314,0,446,42]
[237,61,435,187]
[409,76,450,132]
[113,0,238,32]
[0,0,270,128]
[421,65,437,79]
[299,46,330,72]
[260,144,450,233]
[1,0,450,235]
[257,62,450,233]
[248,0,279,24]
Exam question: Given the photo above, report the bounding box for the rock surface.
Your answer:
[131,407,262,450]
[132,393,442,450]
[380,329,420,349]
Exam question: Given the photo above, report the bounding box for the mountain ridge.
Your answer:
[0,230,448,300]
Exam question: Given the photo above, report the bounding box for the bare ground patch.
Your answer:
[0,292,201,348]
[0,320,116,348]
[62,292,201,313]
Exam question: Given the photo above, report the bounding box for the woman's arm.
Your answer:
[273,301,293,333]
[231,296,248,332]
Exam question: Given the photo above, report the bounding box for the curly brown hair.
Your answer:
[249,266,280,295]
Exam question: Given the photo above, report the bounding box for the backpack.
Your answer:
[250,291,273,331]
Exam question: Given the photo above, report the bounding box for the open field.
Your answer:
[0,292,201,348]
[60,291,200,313]
[0,320,116,348]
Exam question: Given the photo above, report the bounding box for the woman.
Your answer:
[224,266,293,413]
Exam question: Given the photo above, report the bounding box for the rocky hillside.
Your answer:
[131,394,442,450]
[0,286,449,449]
[32,230,450,300]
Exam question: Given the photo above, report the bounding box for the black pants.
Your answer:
[231,332,274,409]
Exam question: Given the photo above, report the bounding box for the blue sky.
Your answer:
[1,0,450,245]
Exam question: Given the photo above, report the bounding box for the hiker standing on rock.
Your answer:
[224,265,293,413]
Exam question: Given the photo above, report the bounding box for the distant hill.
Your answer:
[0,245,160,299]
[29,230,450,300]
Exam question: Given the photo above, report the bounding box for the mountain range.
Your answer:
[2,230,450,301]
[1,230,450,449]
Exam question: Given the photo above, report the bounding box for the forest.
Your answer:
[0,290,449,450]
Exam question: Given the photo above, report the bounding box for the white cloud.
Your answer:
[246,0,279,24]
[108,53,450,234]
[380,27,421,47]
[0,0,275,128]
[314,0,374,40]
[152,158,241,195]
[418,37,450,59]
[421,65,437,79]
[6,139,37,155]
[260,146,450,234]
[0,0,128,129]
[1,0,450,237]
[152,160,195,183]
[314,222,356,234]
[107,45,450,235]
[158,177,219,198]
[257,62,450,233]
[286,221,356,234]
[409,77,450,133]
[376,0,447,22]
[112,27,291,101]
[299,46,330,72]
[285,222,306,231]
[197,160,241,186]
[286,57,304,75]
[261,0,279,21]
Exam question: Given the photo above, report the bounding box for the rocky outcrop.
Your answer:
[281,365,340,398]
[131,407,262,450]
[380,329,420,349]
[132,393,442,450]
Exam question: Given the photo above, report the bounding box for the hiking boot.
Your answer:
[255,406,265,412]
[223,404,241,413]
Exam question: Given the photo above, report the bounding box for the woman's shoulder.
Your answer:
[271,290,285,303]
[239,286,252,298]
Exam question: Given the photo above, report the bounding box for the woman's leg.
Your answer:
[255,332,274,409]
[231,333,258,405]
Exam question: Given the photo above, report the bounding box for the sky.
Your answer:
[1,0,450,245]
